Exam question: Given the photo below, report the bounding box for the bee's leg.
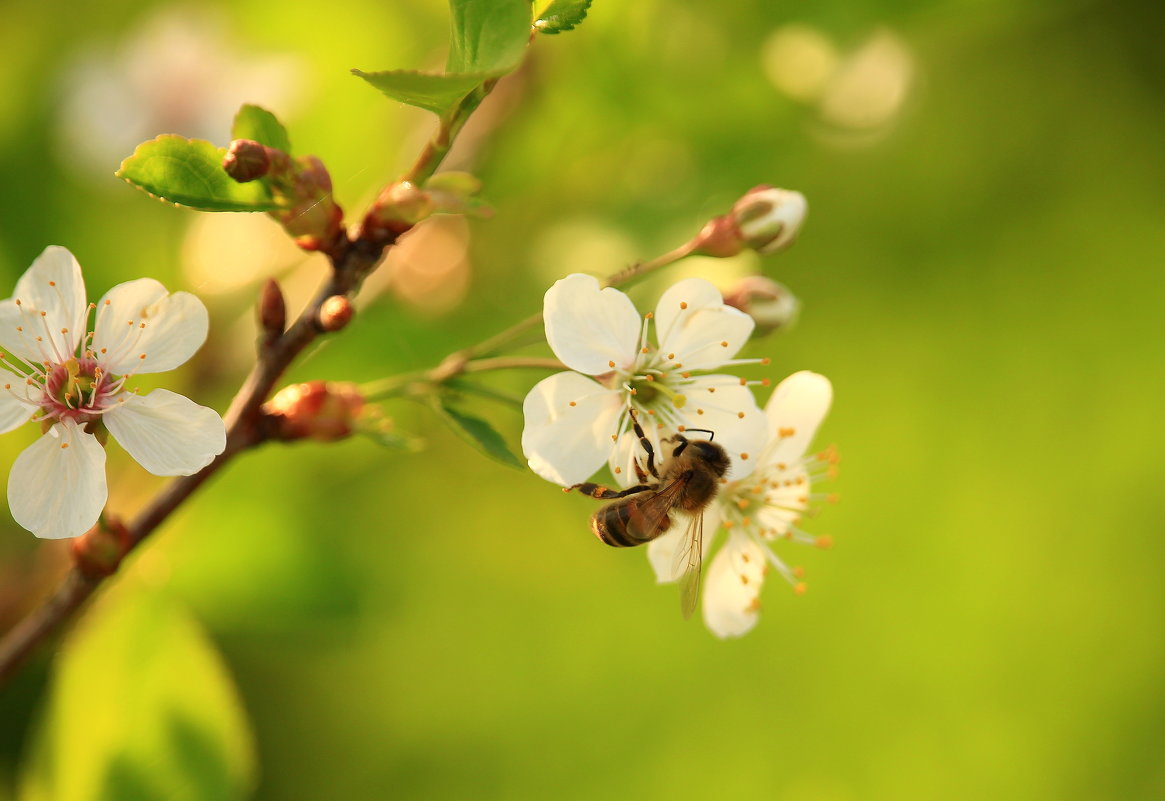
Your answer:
[632,459,648,484]
[628,408,659,479]
[566,482,653,499]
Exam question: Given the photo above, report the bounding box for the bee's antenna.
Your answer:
[684,427,716,441]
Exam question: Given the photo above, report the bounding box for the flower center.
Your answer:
[42,357,114,421]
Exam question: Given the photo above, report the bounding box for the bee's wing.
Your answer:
[672,511,704,619]
[627,474,691,542]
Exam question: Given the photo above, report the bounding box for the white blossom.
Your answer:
[522,273,769,487]
[647,371,836,637]
[0,247,225,539]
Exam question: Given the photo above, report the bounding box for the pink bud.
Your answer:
[318,295,354,332]
[263,381,365,441]
[723,275,800,336]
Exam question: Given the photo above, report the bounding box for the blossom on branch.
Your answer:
[522,273,769,487]
[0,247,225,539]
[647,371,837,637]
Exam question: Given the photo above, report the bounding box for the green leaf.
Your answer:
[447,0,532,74]
[535,0,592,34]
[117,135,279,212]
[230,104,292,153]
[20,583,256,801]
[431,398,523,468]
[351,69,488,116]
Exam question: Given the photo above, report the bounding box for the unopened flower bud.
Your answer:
[223,139,272,182]
[723,275,800,336]
[318,295,354,332]
[258,278,286,341]
[263,381,365,441]
[72,517,131,577]
[359,181,434,244]
[733,186,807,254]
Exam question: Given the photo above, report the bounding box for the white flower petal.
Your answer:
[680,377,768,480]
[607,424,667,489]
[104,389,225,476]
[0,380,37,434]
[92,278,209,375]
[0,246,88,363]
[647,505,721,583]
[760,371,832,468]
[8,421,107,539]
[653,278,753,370]
[702,531,767,638]
[544,274,641,375]
[522,372,623,485]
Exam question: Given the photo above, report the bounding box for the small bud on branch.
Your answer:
[263,381,365,442]
[691,185,808,257]
[722,275,800,336]
[71,517,132,578]
[258,279,287,343]
[318,295,354,332]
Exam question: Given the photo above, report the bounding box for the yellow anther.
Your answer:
[815,535,834,549]
[696,408,704,415]
[778,427,795,438]
[747,597,762,612]
[608,360,615,368]
[667,353,675,360]
[740,574,749,585]
[737,411,745,419]
[569,401,577,407]
[645,375,654,382]
[720,340,728,347]
[681,371,691,378]
[614,466,622,474]
[679,301,688,309]
[793,566,806,579]
[741,516,751,526]
[48,281,56,287]
[794,582,807,595]
[641,346,649,354]
[739,452,749,460]
[60,443,69,449]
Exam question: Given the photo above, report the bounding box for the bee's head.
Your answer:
[672,436,731,478]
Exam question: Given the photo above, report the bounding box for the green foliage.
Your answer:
[431,398,523,468]
[350,69,489,116]
[354,0,531,117]
[116,135,279,212]
[534,0,591,34]
[230,104,292,154]
[19,584,255,801]
[446,0,531,74]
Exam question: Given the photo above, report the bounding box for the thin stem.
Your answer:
[361,356,565,402]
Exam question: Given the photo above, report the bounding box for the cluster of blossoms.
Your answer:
[0,247,226,540]
[521,187,836,638]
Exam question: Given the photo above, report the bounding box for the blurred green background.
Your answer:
[1,0,1163,799]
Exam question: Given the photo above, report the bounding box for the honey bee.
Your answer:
[568,409,730,618]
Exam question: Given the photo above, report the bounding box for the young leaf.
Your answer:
[535,0,592,34]
[351,69,487,116]
[447,0,532,74]
[19,584,256,801]
[432,398,523,468]
[231,104,292,153]
[117,135,280,212]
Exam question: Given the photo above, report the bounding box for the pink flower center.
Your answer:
[41,357,115,423]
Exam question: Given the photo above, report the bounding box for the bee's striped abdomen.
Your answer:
[591,500,672,547]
